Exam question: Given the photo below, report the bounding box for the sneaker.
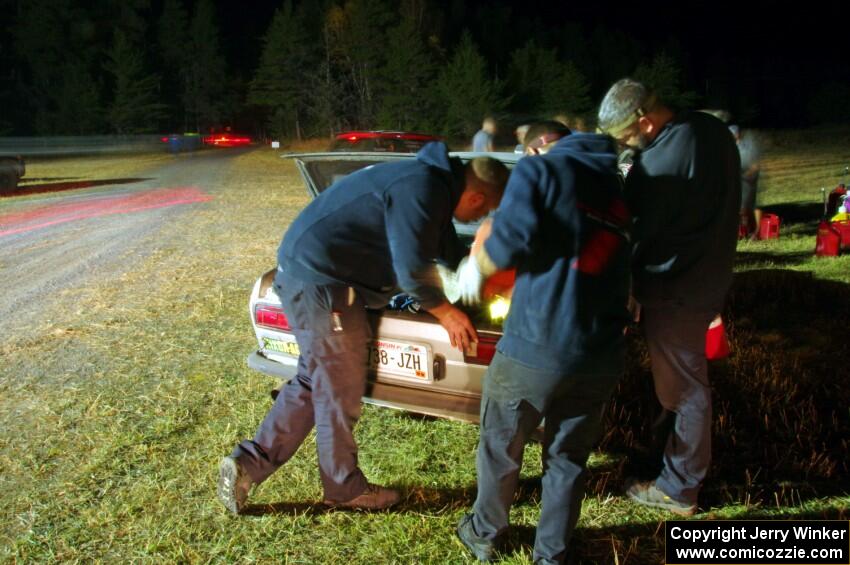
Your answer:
[456,513,497,562]
[217,456,252,514]
[625,480,697,516]
[323,483,400,510]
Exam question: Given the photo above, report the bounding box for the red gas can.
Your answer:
[758,213,780,240]
[815,220,841,257]
[705,316,730,360]
[832,220,850,251]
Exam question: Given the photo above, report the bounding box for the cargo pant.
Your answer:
[471,352,621,564]
[642,306,715,506]
[232,271,370,503]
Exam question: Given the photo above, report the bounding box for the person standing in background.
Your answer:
[473,117,497,152]
[729,124,762,239]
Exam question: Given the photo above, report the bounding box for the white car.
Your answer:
[247,151,519,423]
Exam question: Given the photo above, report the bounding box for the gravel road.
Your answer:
[0,149,249,341]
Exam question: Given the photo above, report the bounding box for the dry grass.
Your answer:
[20,152,173,183]
[0,139,848,564]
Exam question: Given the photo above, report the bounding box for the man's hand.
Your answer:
[628,294,641,323]
[457,256,484,305]
[427,301,478,351]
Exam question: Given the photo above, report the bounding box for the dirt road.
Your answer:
[0,149,249,341]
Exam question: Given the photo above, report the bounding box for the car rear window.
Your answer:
[330,137,431,153]
[301,158,499,237]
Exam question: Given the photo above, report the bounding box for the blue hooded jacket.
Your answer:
[278,142,466,309]
[484,133,631,374]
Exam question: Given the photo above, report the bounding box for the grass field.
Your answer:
[1,134,849,564]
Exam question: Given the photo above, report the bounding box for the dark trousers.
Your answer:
[642,306,715,505]
[232,273,370,502]
[472,352,621,564]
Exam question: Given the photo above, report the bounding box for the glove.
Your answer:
[457,256,484,305]
[436,264,461,304]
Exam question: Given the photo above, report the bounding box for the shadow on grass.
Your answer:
[745,202,824,237]
[239,501,329,517]
[763,202,824,225]
[6,177,150,197]
[503,521,664,565]
[601,268,850,512]
[501,507,849,565]
[736,250,813,268]
[401,460,623,512]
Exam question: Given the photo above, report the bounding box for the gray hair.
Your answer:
[597,78,655,136]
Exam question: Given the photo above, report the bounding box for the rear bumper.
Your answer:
[246,350,481,424]
[247,351,296,380]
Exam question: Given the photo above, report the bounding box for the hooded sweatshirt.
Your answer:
[484,133,632,375]
[625,111,741,311]
[277,141,466,309]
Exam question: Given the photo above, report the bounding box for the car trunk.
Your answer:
[249,151,519,421]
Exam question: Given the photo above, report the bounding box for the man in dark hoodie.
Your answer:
[455,122,631,563]
[217,142,508,514]
[597,79,740,516]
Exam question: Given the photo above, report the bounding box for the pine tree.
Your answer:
[105,30,167,134]
[325,0,394,128]
[435,32,507,138]
[507,41,590,120]
[376,10,438,131]
[157,0,190,130]
[248,1,313,140]
[14,0,103,134]
[634,52,698,111]
[185,0,226,132]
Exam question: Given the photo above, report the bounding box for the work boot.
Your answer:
[625,479,697,516]
[217,456,253,514]
[323,483,401,510]
[456,513,498,562]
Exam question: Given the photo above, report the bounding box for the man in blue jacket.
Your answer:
[455,122,631,563]
[597,79,740,516]
[217,142,507,514]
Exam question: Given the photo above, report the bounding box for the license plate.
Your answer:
[368,338,431,382]
[262,337,431,382]
[263,337,300,357]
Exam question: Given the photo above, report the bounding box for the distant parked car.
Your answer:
[247,150,518,423]
[329,131,441,153]
[0,155,25,194]
[202,133,252,147]
[161,133,202,153]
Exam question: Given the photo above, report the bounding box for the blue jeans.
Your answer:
[642,306,715,505]
[472,352,621,563]
[232,272,370,502]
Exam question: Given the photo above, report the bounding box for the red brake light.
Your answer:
[203,134,251,146]
[255,305,291,330]
[463,334,499,365]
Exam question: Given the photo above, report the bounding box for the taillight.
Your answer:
[255,305,291,330]
[464,334,500,365]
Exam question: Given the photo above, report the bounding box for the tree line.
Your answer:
[3,0,711,138]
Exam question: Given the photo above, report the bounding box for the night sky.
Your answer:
[4,0,849,133]
[216,0,850,128]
